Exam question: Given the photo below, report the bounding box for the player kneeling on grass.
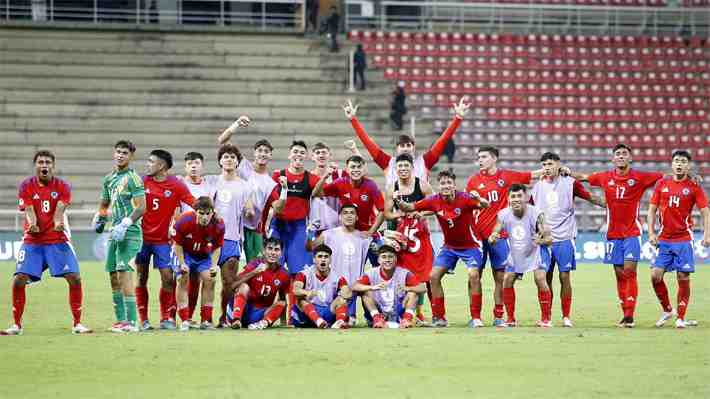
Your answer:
[490,184,554,327]
[352,245,426,328]
[291,245,352,329]
[228,237,290,330]
[172,197,225,331]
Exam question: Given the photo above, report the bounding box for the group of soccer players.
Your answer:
[3,96,709,335]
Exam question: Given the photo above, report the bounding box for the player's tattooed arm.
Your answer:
[646,204,659,247]
[53,201,68,232]
[292,280,317,300]
[305,232,325,252]
[588,193,606,208]
[217,115,251,145]
[352,280,387,293]
[394,198,415,213]
[384,187,404,220]
[128,195,146,223]
[565,170,590,182]
[489,217,504,245]
[367,212,386,237]
[700,207,710,247]
[534,213,553,246]
[310,173,329,198]
[24,204,39,233]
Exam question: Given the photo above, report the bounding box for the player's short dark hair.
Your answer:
[33,149,55,163]
[437,169,456,182]
[672,150,692,162]
[184,152,204,162]
[115,140,136,153]
[312,142,330,152]
[290,140,308,151]
[339,203,358,214]
[540,152,561,163]
[478,146,499,158]
[346,155,365,165]
[395,153,413,165]
[193,196,214,212]
[509,183,527,194]
[150,149,173,170]
[313,244,333,256]
[397,135,415,146]
[613,143,632,153]
[254,139,273,152]
[217,144,243,166]
[263,237,283,249]
[378,244,397,256]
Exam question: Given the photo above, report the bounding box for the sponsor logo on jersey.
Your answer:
[33,194,40,200]
[627,179,635,186]
[164,190,172,198]
[662,187,670,193]
[682,188,690,196]
[608,180,615,186]
[51,191,58,199]
[344,193,351,199]
[497,179,506,187]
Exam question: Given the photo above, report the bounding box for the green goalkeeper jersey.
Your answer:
[101,168,145,241]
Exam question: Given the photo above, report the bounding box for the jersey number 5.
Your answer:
[152,198,160,210]
[403,226,421,253]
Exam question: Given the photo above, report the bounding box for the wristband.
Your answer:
[279,189,288,200]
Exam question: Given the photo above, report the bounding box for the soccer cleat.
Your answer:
[108,322,126,333]
[685,320,698,327]
[655,309,676,327]
[536,320,553,328]
[331,320,347,329]
[141,320,154,331]
[399,318,413,329]
[315,318,328,329]
[467,319,484,328]
[179,320,191,332]
[1,324,23,336]
[624,317,635,328]
[431,317,449,328]
[71,324,93,334]
[492,318,506,327]
[348,317,357,328]
[504,320,517,328]
[230,319,242,330]
[372,314,386,329]
[415,318,430,327]
[562,317,574,328]
[616,317,628,328]
[122,322,140,333]
[189,320,200,329]
[199,321,216,330]
[675,319,687,329]
[159,319,177,330]
[248,320,269,330]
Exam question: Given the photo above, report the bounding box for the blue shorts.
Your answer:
[653,241,695,273]
[549,240,576,273]
[367,237,383,267]
[269,218,311,275]
[15,242,80,282]
[604,237,641,265]
[218,240,241,266]
[135,243,174,270]
[226,302,267,325]
[481,239,510,271]
[290,304,336,327]
[504,246,552,275]
[175,252,212,277]
[434,246,483,271]
[364,301,406,325]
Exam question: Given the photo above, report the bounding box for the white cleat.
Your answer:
[675,319,687,329]
[188,320,200,329]
[1,324,23,336]
[108,322,126,333]
[122,322,140,333]
[315,318,328,329]
[247,320,269,330]
[685,320,698,327]
[71,324,93,334]
[179,320,191,332]
[331,320,346,329]
[536,320,553,328]
[655,309,677,327]
[467,318,484,328]
[562,317,574,328]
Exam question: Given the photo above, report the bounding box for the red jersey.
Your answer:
[267,170,320,221]
[395,215,433,282]
[650,177,708,242]
[18,176,71,244]
[173,211,225,257]
[588,169,663,240]
[323,176,384,232]
[414,192,484,249]
[357,268,419,287]
[465,169,532,238]
[241,259,291,309]
[142,175,195,244]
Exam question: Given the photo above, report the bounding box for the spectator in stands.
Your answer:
[390,84,407,130]
[306,0,319,33]
[353,44,367,90]
[325,6,340,52]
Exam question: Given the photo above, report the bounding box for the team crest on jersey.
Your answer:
[51,191,58,199]
[478,183,485,189]
[164,190,172,198]
[682,188,690,196]
[454,208,461,215]
[18,199,24,206]
[274,279,281,286]
[497,179,506,187]
[360,194,369,202]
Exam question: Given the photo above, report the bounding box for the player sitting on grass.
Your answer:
[228,237,290,330]
[291,244,351,329]
[490,184,554,327]
[172,197,225,331]
[352,245,426,329]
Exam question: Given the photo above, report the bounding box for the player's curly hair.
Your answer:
[437,169,456,182]
[217,144,243,167]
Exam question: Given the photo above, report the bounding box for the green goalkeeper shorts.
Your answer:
[243,228,263,263]
[105,239,142,273]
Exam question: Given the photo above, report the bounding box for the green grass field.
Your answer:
[0,261,708,399]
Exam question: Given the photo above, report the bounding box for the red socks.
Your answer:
[538,289,552,321]
[159,288,174,321]
[12,284,26,327]
[187,276,200,319]
[677,279,690,320]
[652,279,673,312]
[470,294,482,320]
[264,303,285,324]
[430,296,446,320]
[170,281,177,320]
[68,283,83,326]
[493,304,504,320]
[177,306,190,322]
[626,270,638,317]
[615,271,627,313]
[502,287,515,322]
[561,295,572,318]
[303,303,321,324]
[232,293,247,320]
[335,304,348,322]
[135,286,148,322]
[200,305,213,323]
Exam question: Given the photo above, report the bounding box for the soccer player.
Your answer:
[307,204,371,325]
[309,142,344,235]
[397,170,489,327]
[228,237,291,330]
[291,244,351,329]
[569,144,666,327]
[646,150,709,329]
[530,152,604,327]
[93,140,146,333]
[352,245,426,328]
[490,184,553,327]
[384,153,434,229]
[342,97,471,186]
[465,146,543,327]
[2,150,91,335]
[135,149,196,330]
[172,197,225,331]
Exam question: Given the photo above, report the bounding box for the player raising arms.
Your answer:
[530,152,604,328]
[93,140,146,333]
[2,150,91,335]
[397,170,489,327]
[228,237,291,330]
[646,150,709,329]
[343,97,470,186]
[352,245,426,328]
[135,149,195,331]
[465,146,544,327]
[291,244,352,329]
[490,184,553,327]
[172,197,225,331]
